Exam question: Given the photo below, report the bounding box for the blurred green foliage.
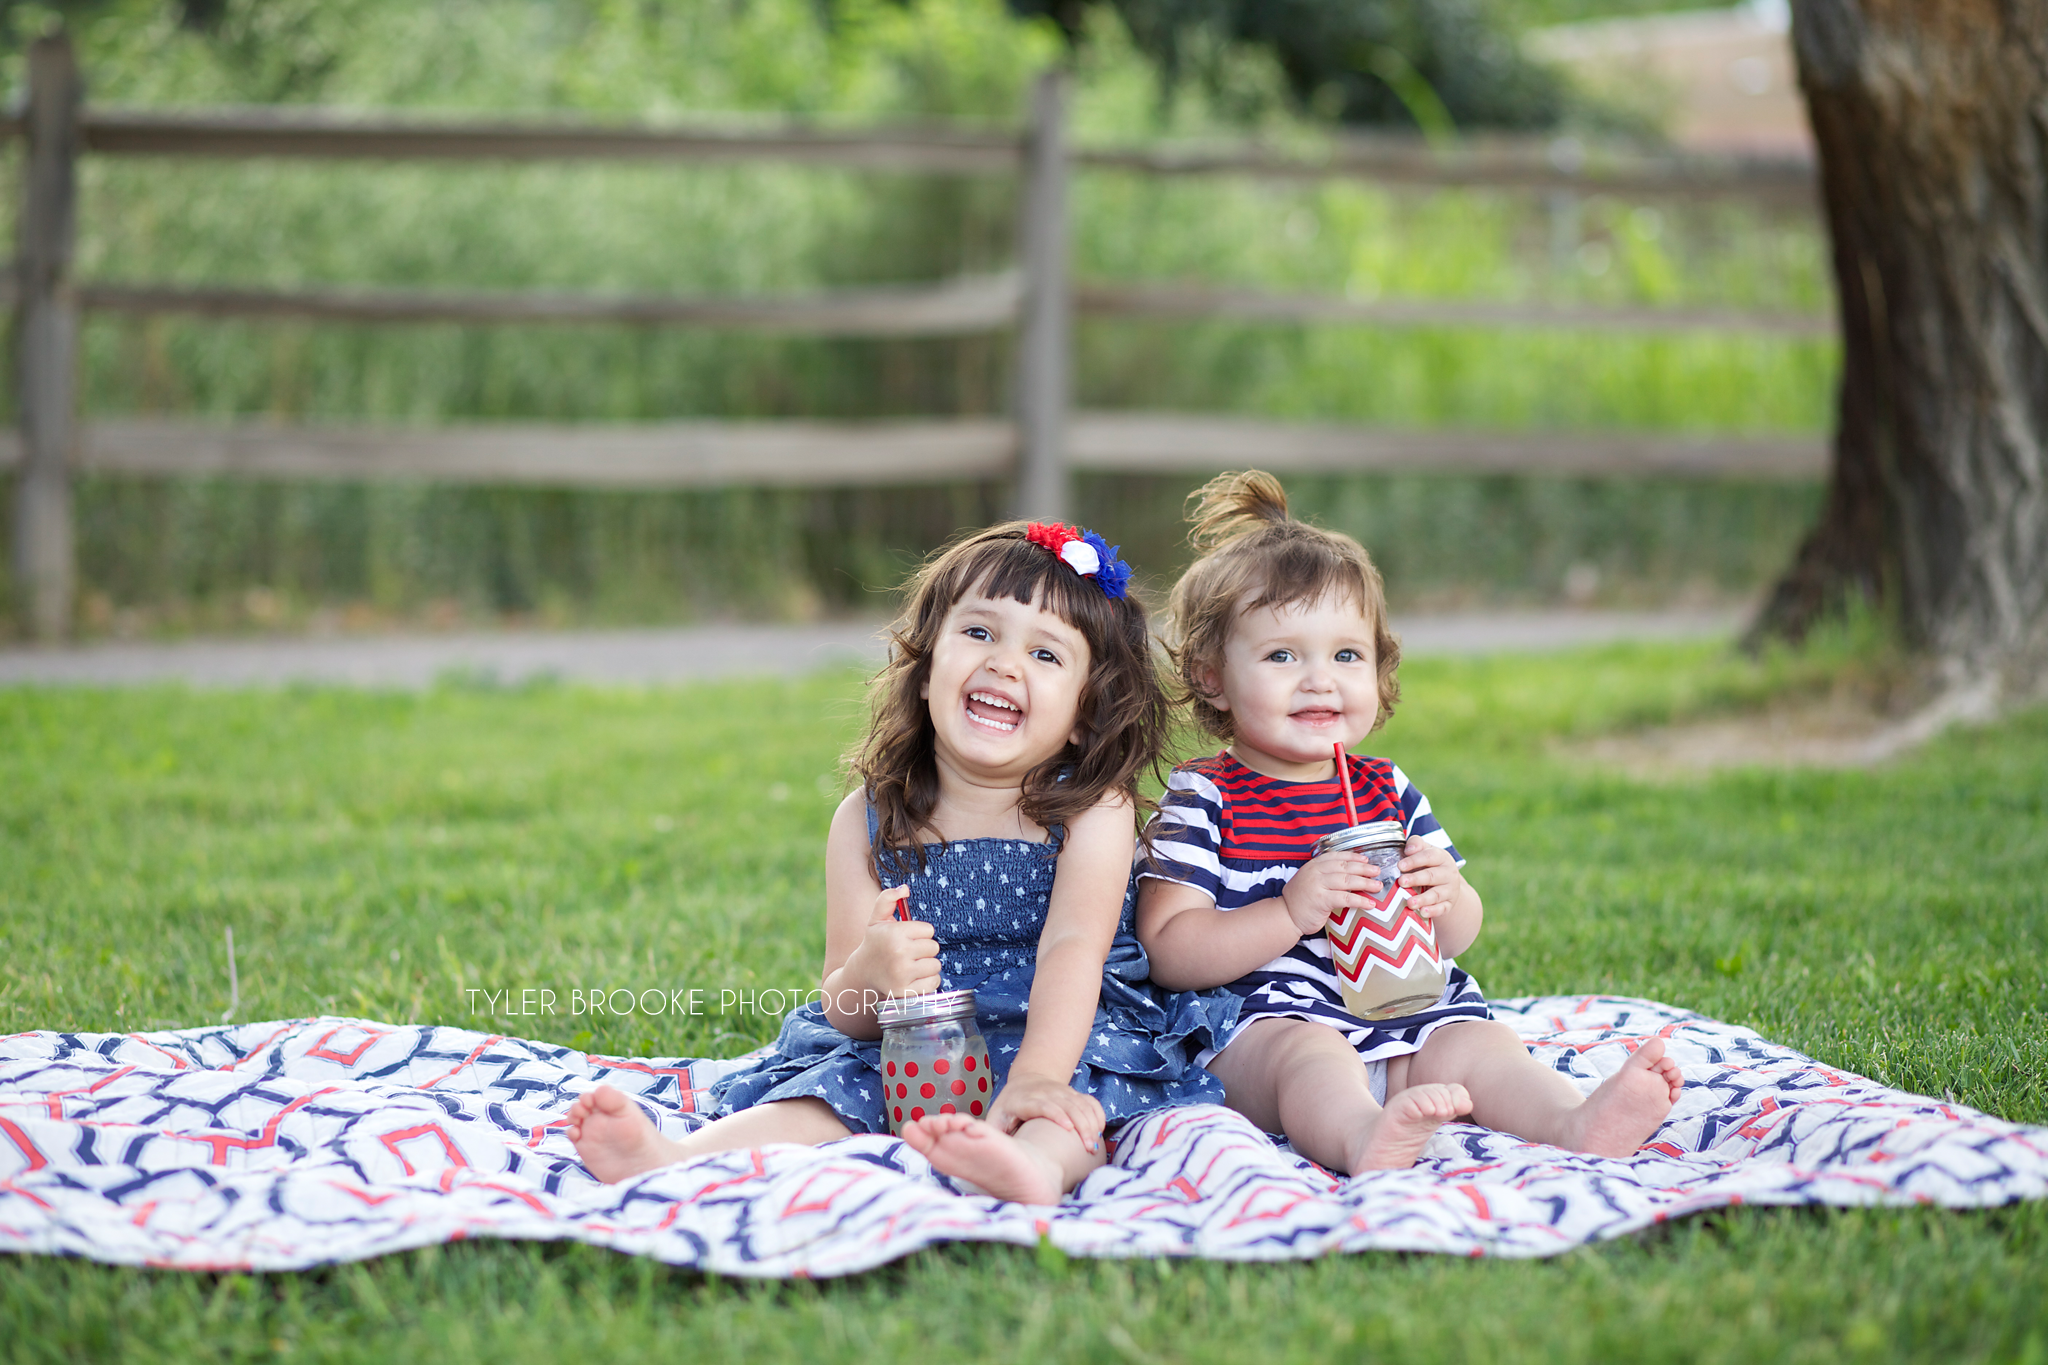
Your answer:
[1021,0,1572,131]
[0,0,1831,634]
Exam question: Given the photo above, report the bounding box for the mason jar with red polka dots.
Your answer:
[876,988,992,1135]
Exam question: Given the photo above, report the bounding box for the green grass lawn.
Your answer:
[2,644,2044,1363]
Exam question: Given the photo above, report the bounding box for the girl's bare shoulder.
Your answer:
[1062,788,1138,847]
[826,787,875,860]
[829,785,869,827]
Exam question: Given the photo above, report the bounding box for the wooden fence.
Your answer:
[1,31,1828,639]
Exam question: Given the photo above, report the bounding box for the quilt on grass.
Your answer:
[1,995,2042,1276]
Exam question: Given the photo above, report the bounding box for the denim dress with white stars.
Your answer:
[702,801,1241,1135]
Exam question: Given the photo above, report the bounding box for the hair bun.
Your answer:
[1184,470,1291,552]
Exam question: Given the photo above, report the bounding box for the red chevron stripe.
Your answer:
[1332,936,1441,981]
[1356,935,1442,970]
[1326,914,1368,954]
[1338,935,1444,981]
[1328,910,1434,958]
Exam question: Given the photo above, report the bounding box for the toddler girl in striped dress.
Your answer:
[1136,471,1683,1173]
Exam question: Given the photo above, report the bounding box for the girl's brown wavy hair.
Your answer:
[1165,470,1401,743]
[851,522,1168,876]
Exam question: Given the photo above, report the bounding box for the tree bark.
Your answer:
[1753,0,2048,694]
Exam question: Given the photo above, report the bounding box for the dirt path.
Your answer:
[0,608,1745,689]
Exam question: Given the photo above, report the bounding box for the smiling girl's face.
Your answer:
[920,588,1092,786]
[1201,588,1378,781]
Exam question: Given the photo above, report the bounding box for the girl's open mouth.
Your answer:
[966,691,1022,732]
[1291,708,1341,726]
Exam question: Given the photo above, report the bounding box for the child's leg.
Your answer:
[567,1085,851,1183]
[901,1113,1105,1205]
[1390,1020,1682,1158]
[1205,1017,1471,1174]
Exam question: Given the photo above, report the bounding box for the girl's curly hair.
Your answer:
[851,522,1168,873]
[1165,470,1401,743]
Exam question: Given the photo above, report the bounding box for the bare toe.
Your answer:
[908,1117,1061,1204]
[1565,1044,1682,1158]
[1352,1083,1468,1172]
[900,1112,972,1159]
[1654,1056,1685,1101]
[569,1084,684,1184]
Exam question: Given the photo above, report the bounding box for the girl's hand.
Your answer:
[1397,839,1466,921]
[844,886,942,999]
[1278,852,1380,935]
[987,1071,1106,1154]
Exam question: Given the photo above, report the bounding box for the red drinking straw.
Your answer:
[1333,742,1359,826]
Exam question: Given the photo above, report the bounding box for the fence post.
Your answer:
[13,30,82,640]
[1013,69,1070,523]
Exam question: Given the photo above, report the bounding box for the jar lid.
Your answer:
[1316,819,1407,852]
[875,988,978,1028]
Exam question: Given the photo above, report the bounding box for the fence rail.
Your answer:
[0,107,1027,172]
[0,105,1818,199]
[1074,283,1831,336]
[0,275,1829,338]
[0,416,1827,486]
[3,31,1833,639]
[69,274,1027,335]
[1073,139,1815,202]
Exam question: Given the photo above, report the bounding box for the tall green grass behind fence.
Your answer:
[24,471,1816,635]
[0,0,1838,635]
[1093,472,1823,613]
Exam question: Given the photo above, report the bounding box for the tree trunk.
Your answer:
[1752,0,2048,695]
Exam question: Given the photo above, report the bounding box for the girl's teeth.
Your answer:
[967,692,1020,732]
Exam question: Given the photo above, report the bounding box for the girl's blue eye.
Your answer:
[1335,648,1361,663]
[1264,649,1295,663]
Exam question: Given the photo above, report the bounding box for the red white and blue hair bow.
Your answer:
[1025,522,1133,599]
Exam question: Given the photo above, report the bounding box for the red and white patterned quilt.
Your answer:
[2,995,2041,1276]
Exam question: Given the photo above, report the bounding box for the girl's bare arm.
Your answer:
[990,794,1133,1144]
[1136,879,1291,991]
[818,789,940,1037]
[1135,849,1382,991]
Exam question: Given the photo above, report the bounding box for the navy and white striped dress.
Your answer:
[1139,751,1491,1069]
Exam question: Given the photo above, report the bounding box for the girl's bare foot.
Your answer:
[901,1112,1063,1205]
[1349,1082,1471,1172]
[565,1084,688,1183]
[1560,1037,1685,1158]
